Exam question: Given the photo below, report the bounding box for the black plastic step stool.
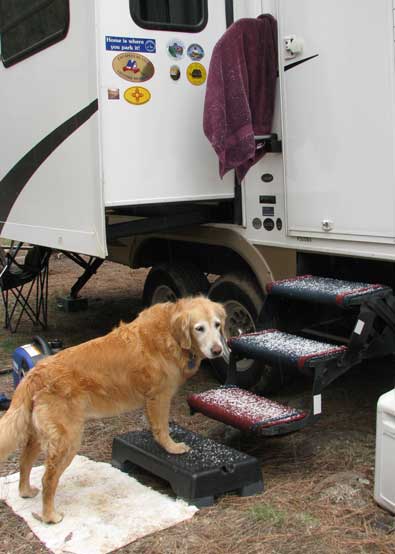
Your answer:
[112,424,263,507]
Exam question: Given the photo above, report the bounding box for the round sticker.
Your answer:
[187,43,204,61]
[186,62,206,86]
[112,53,155,83]
[144,40,156,53]
[170,65,181,81]
[167,39,185,59]
[124,86,151,106]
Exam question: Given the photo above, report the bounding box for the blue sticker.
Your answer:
[105,36,156,53]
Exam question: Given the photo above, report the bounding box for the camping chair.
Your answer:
[0,242,51,333]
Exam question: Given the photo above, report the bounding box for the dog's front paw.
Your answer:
[165,441,190,455]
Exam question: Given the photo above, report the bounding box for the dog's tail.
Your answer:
[0,378,35,460]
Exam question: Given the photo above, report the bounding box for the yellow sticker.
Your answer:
[186,62,206,86]
[112,53,155,83]
[124,86,151,105]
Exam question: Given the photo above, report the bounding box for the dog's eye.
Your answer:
[214,321,221,328]
[195,325,205,333]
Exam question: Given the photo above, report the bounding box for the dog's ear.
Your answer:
[215,303,227,338]
[171,309,192,350]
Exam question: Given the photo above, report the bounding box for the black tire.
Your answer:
[208,272,265,388]
[143,262,209,306]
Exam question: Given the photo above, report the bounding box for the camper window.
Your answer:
[0,0,69,67]
[130,0,207,33]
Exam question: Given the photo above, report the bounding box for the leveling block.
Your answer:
[112,424,263,507]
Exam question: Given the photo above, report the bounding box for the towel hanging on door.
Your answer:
[203,14,278,181]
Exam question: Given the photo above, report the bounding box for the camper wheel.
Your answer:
[208,272,265,388]
[143,262,209,306]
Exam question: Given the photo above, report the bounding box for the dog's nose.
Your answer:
[211,344,223,357]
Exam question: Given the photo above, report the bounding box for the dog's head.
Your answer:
[171,296,226,359]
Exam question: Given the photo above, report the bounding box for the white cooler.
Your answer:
[374,388,395,514]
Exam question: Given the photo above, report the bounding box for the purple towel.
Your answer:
[203,14,278,181]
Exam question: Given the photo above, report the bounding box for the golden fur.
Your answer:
[0,296,226,524]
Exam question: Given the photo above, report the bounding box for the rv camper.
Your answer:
[1,0,395,393]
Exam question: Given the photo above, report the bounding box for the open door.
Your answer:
[98,0,235,208]
[280,0,395,242]
[0,0,106,258]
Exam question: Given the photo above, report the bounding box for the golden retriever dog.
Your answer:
[0,296,226,524]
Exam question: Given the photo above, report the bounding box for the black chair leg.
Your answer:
[1,260,50,333]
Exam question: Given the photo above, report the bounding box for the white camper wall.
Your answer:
[0,0,106,257]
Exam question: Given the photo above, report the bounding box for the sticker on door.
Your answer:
[112,53,155,83]
[186,62,206,86]
[124,86,151,105]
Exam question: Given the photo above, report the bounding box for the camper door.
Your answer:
[280,0,395,243]
[0,0,106,258]
[98,0,234,207]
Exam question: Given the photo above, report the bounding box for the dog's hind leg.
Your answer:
[34,445,78,524]
[32,398,83,524]
[19,432,41,498]
[145,395,190,454]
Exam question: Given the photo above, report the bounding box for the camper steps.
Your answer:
[267,275,390,308]
[188,279,395,437]
[188,330,348,435]
[188,386,308,436]
[228,329,347,371]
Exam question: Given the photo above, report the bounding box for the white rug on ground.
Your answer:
[0,455,198,554]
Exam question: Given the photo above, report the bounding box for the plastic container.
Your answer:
[374,388,395,514]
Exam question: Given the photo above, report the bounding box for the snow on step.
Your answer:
[188,387,306,432]
[229,330,347,369]
[267,275,389,307]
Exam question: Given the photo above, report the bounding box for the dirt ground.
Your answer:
[0,255,395,554]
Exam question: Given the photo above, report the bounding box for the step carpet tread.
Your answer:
[188,387,307,432]
[228,329,347,369]
[267,275,390,307]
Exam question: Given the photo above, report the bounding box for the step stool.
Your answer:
[188,330,349,436]
[112,423,264,507]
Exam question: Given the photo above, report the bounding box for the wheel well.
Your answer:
[133,238,257,280]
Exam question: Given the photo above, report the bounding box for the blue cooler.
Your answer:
[12,336,62,388]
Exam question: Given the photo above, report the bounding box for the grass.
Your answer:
[0,336,23,355]
[249,503,320,531]
[297,512,320,529]
[249,503,287,526]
